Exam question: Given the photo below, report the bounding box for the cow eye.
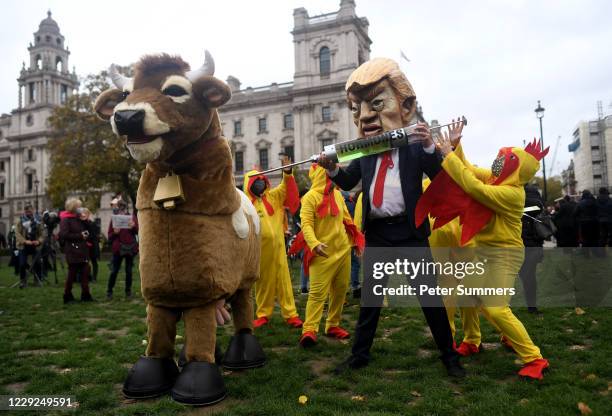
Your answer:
[162,85,188,97]
[121,91,130,100]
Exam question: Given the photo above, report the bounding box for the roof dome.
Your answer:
[38,10,60,34]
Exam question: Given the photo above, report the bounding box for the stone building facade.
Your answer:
[219,0,371,182]
[0,2,371,235]
[0,11,78,234]
[566,113,612,194]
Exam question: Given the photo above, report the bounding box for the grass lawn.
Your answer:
[1,256,611,415]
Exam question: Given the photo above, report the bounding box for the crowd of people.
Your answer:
[551,187,612,250]
[7,195,137,304]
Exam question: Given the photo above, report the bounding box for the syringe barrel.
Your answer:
[329,125,420,163]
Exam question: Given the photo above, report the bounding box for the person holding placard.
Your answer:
[107,197,139,300]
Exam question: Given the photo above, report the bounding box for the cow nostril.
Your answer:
[115,110,144,123]
[114,110,146,136]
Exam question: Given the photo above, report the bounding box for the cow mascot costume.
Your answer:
[95,51,265,405]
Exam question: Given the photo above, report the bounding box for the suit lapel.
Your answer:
[364,155,377,192]
[398,146,408,191]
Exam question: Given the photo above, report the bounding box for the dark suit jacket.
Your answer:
[331,144,441,241]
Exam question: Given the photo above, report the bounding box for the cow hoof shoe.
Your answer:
[222,332,266,370]
[123,356,179,399]
[171,362,227,406]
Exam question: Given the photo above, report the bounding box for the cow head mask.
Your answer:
[94,51,231,164]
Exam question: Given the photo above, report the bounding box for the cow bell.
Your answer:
[153,171,186,210]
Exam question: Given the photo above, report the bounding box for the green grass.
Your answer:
[0,256,611,415]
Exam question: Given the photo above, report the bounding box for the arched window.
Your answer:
[56,56,63,72]
[35,55,42,70]
[319,47,330,76]
[60,85,68,104]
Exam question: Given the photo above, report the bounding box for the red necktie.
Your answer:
[372,151,394,208]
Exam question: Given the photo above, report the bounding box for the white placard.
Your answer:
[111,215,133,229]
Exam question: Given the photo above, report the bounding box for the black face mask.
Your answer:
[250,179,267,197]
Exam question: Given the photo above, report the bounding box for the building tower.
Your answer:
[18,10,78,109]
[0,11,79,234]
[290,0,371,161]
[292,0,371,89]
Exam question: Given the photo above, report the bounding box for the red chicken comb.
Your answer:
[524,137,550,161]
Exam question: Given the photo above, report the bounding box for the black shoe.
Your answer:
[222,331,266,370]
[352,287,361,299]
[441,352,466,378]
[528,307,541,314]
[106,293,113,300]
[63,293,75,304]
[123,356,179,399]
[300,288,309,295]
[81,293,95,302]
[171,362,227,406]
[333,355,368,375]
[126,292,133,300]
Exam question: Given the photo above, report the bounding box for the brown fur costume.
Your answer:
[95,53,260,365]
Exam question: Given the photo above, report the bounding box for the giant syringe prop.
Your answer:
[249,116,467,176]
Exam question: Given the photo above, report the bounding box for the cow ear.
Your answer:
[193,77,231,108]
[94,89,124,120]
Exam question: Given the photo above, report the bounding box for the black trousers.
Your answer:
[351,220,456,362]
[107,254,134,295]
[518,246,543,308]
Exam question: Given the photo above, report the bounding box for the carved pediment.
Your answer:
[316,129,337,140]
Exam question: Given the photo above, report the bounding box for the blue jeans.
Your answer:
[350,250,361,289]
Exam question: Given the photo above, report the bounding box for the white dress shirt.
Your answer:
[328,144,435,219]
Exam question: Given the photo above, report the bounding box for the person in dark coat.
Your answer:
[81,208,101,282]
[597,187,612,247]
[318,58,464,378]
[574,190,599,255]
[519,183,545,313]
[553,195,578,247]
[59,198,93,303]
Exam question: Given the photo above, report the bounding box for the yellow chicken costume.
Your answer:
[290,165,364,346]
[423,178,476,344]
[354,192,363,232]
[243,170,302,328]
[416,139,550,379]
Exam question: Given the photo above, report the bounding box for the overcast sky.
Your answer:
[1,0,611,175]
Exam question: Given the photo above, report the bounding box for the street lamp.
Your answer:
[33,178,40,214]
[534,100,547,203]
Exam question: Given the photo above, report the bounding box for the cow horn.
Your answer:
[109,64,133,91]
[186,50,215,81]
